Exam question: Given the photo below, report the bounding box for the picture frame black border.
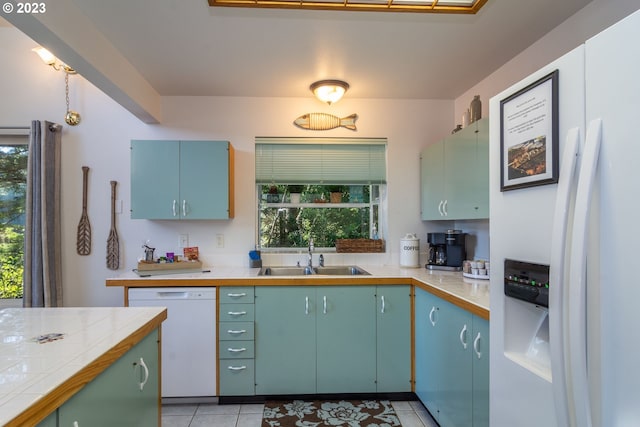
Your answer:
[500,69,559,192]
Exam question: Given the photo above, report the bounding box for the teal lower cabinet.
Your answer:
[376,286,412,392]
[472,317,490,427]
[414,287,489,427]
[36,412,57,427]
[57,329,160,427]
[255,287,316,394]
[316,286,376,393]
[219,287,256,396]
[254,285,410,395]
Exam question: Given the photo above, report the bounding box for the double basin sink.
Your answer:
[259,265,370,276]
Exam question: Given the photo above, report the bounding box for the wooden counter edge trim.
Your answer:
[6,309,168,427]
[108,277,412,287]
[412,280,490,320]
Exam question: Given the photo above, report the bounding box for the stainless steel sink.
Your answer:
[259,266,314,276]
[258,265,370,276]
[313,266,370,276]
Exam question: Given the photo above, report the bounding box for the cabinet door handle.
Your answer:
[227,293,247,298]
[227,347,247,353]
[305,296,309,315]
[443,199,448,216]
[135,357,150,391]
[323,296,327,314]
[380,295,386,314]
[227,365,247,371]
[429,306,437,327]
[227,311,247,316]
[459,324,468,350]
[182,200,187,217]
[73,422,79,427]
[172,200,177,217]
[227,329,247,335]
[473,332,482,359]
[438,200,444,216]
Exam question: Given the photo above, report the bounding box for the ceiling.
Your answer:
[3,0,592,119]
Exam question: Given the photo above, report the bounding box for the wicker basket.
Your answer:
[335,239,385,253]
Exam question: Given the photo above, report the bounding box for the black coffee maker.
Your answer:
[426,230,467,271]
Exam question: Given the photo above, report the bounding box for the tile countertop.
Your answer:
[107,265,490,319]
[0,306,167,427]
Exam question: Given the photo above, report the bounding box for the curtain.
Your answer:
[23,121,63,307]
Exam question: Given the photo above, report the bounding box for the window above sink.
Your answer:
[255,137,387,253]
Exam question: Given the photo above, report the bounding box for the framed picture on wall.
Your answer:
[499,70,559,191]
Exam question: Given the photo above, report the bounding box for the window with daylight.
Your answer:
[0,130,28,301]
[255,137,387,251]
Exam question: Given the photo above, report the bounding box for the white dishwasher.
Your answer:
[128,287,216,398]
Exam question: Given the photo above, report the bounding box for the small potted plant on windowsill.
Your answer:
[289,185,303,203]
[328,185,344,203]
[267,185,280,203]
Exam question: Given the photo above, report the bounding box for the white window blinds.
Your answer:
[255,137,386,184]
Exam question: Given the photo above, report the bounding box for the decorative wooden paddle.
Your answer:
[76,166,91,255]
[106,181,120,270]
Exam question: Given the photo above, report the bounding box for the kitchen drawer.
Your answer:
[219,359,255,396]
[219,304,254,322]
[220,340,255,359]
[219,321,255,341]
[220,287,254,304]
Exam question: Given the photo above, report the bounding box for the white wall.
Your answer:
[1,26,454,307]
[454,0,640,122]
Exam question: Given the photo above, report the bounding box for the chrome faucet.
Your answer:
[308,238,314,267]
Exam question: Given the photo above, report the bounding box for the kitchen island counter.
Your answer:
[0,306,167,426]
[107,265,489,319]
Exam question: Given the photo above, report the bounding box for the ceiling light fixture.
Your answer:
[32,47,81,126]
[310,80,350,105]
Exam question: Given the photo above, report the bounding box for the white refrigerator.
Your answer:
[489,9,640,427]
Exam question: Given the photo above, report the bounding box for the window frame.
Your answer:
[0,128,29,302]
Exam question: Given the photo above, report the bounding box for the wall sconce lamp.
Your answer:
[32,47,81,126]
[310,80,349,105]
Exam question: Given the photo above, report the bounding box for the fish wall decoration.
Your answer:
[294,113,357,131]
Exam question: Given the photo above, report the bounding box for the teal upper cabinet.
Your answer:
[131,140,234,219]
[421,118,488,220]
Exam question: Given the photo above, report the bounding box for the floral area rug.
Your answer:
[262,400,402,427]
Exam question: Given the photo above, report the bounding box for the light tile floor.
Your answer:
[162,400,438,427]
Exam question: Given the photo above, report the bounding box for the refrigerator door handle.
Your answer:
[567,118,602,427]
[549,126,581,427]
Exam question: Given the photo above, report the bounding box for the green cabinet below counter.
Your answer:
[131,140,234,220]
[421,118,488,220]
[56,329,160,427]
[254,285,411,396]
[414,287,489,427]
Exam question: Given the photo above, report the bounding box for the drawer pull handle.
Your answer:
[134,357,150,391]
[228,365,247,371]
[473,332,482,359]
[227,329,247,335]
[228,311,247,316]
[227,347,247,353]
[429,307,437,327]
[459,324,468,350]
[227,293,247,298]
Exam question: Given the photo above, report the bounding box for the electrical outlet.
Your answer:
[179,234,189,248]
[216,234,224,248]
